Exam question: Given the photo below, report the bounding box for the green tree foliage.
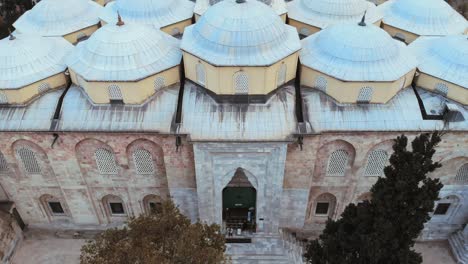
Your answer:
[305,132,444,264]
[80,200,226,264]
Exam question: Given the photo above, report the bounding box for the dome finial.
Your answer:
[116,11,125,26]
[8,28,15,40]
[358,11,367,27]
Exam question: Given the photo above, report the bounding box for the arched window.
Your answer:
[103,195,126,216]
[314,76,327,92]
[196,63,206,86]
[0,92,8,104]
[455,164,468,184]
[0,152,8,173]
[108,84,123,102]
[154,77,165,91]
[38,83,50,94]
[95,148,118,174]
[313,193,336,218]
[357,86,373,103]
[40,194,66,216]
[326,149,349,176]
[435,83,449,96]
[234,71,249,94]
[364,150,388,176]
[143,195,162,214]
[17,147,41,174]
[132,149,155,175]
[277,63,287,87]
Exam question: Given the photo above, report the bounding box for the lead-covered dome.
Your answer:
[409,36,468,89]
[379,0,467,36]
[13,0,102,37]
[0,34,73,89]
[288,0,382,29]
[194,0,287,17]
[100,0,194,29]
[300,22,417,81]
[66,21,182,81]
[181,0,301,66]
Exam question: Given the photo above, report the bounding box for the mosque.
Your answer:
[0,0,467,262]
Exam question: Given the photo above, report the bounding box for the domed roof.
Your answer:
[379,0,467,36]
[100,0,194,29]
[194,0,287,17]
[66,21,182,82]
[0,34,73,89]
[13,0,102,37]
[409,36,468,89]
[300,22,417,81]
[287,0,382,29]
[181,0,301,66]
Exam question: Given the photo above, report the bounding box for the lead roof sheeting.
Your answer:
[194,0,287,16]
[409,36,468,89]
[0,89,62,131]
[57,85,178,132]
[287,0,383,29]
[100,0,194,29]
[300,23,417,82]
[0,36,73,89]
[379,0,467,36]
[66,24,182,82]
[13,0,102,36]
[180,83,297,141]
[181,0,301,66]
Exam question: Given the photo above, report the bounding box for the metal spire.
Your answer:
[8,29,15,40]
[358,11,367,27]
[116,11,125,26]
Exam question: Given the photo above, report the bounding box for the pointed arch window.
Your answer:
[17,147,41,174]
[357,86,373,103]
[108,84,123,103]
[154,77,165,91]
[326,149,349,176]
[234,71,249,94]
[314,76,327,92]
[95,148,118,175]
[364,150,388,176]
[277,63,287,87]
[0,92,8,104]
[132,149,155,175]
[435,83,448,96]
[455,164,468,184]
[196,63,206,86]
[0,152,8,173]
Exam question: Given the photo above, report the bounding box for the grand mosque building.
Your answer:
[0,0,467,262]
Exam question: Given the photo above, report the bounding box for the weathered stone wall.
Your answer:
[0,210,22,263]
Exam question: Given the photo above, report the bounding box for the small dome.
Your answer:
[409,36,468,89]
[300,22,417,81]
[66,22,182,82]
[100,0,194,29]
[288,0,382,29]
[194,0,287,17]
[181,0,301,66]
[380,0,467,36]
[13,0,102,37]
[0,34,73,89]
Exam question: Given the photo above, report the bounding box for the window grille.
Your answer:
[364,150,388,176]
[17,147,41,174]
[234,72,249,94]
[0,152,8,172]
[196,63,206,86]
[277,64,287,87]
[315,202,329,215]
[435,83,448,96]
[154,77,165,91]
[0,92,8,104]
[314,76,327,92]
[455,164,468,184]
[108,85,123,100]
[357,86,373,103]
[132,149,155,175]
[109,202,125,214]
[95,148,118,174]
[326,149,349,176]
[38,83,50,94]
[314,193,337,217]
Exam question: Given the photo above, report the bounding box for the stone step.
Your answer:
[449,231,468,264]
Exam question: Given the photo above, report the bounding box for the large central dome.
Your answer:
[300,22,417,81]
[181,0,301,66]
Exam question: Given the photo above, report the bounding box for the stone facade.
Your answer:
[0,209,22,263]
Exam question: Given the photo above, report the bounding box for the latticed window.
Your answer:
[314,76,327,92]
[17,147,41,174]
[234,72,249,94]
[38,83,50,94]
[0,152,8,172]
[0,92,8,104]
[95,148,118,174]
[196,63,206,85]
[364,150,388,176]
[455,164,468,184]
[326,149,349,176]
[108,85,123,100]
[435,83,448,96]
[154,77,165,91]
[132,149,155,175]
[277,63,287,87]
[357,86,373,103]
